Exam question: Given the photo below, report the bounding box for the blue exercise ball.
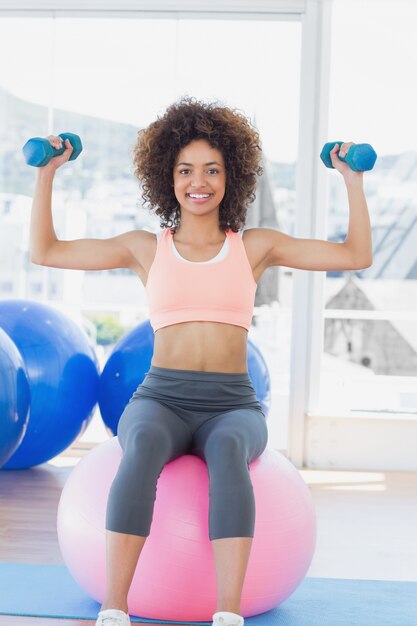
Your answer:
[98,320,154,434]
[0,328,31,469]
[99,319,270,435]
[0,300,100,470]
[247,339,271,417]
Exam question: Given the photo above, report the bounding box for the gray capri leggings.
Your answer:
[106,365,268,541]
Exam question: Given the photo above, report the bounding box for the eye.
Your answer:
[207,169,219,174]
[179,169,191,175]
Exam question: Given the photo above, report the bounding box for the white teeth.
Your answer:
[188,194,210,198]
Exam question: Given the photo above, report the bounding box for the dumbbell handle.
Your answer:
[320,142,377,171]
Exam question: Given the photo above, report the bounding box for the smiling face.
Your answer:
[173,139,226,218]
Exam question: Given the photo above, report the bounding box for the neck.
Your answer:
[174,221,226,244]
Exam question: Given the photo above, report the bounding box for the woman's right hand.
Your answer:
[39,135,74,173]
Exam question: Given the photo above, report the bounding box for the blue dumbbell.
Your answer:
[22,132,83,167]
[320,142,377,171]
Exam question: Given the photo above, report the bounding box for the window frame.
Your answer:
[5,1,413,471]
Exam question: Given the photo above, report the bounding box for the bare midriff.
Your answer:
[151,321,249,373]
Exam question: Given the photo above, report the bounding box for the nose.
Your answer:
[190,171,207,188]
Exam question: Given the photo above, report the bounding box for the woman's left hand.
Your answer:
[330,142,363,183]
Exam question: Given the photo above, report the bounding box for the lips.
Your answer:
[185,193,214,204]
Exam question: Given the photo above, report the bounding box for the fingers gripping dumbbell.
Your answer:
[22,133,83,167]
[320,142,377,171]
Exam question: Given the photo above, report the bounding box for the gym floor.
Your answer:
[1,442,417,625]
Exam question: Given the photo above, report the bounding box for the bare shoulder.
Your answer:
[123,229,156,244]
[242,227,275,267]
[117,229,157,271]
[115,229,155,244]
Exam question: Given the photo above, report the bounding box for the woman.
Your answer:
[31,97,372,626]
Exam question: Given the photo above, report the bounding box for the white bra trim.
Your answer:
[156,229,243,240]
[172,235,229,264]
[155,228,243,265]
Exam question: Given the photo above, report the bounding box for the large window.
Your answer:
[0,13,301,451]
[319,0,417,418]
[2,2,415,468]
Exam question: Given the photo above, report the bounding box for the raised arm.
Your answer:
[260,142,373,272]
[30,135,144,272]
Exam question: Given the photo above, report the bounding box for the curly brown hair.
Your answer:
[133,96,263,233]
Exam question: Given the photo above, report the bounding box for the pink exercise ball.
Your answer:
[57,437,316,621]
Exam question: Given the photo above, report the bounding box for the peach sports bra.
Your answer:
[145,227,257,332]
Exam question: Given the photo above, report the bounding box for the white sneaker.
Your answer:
[212,611,244,626]
[95,608,131,625]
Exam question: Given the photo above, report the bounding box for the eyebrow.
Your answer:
[176,161,222,167]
